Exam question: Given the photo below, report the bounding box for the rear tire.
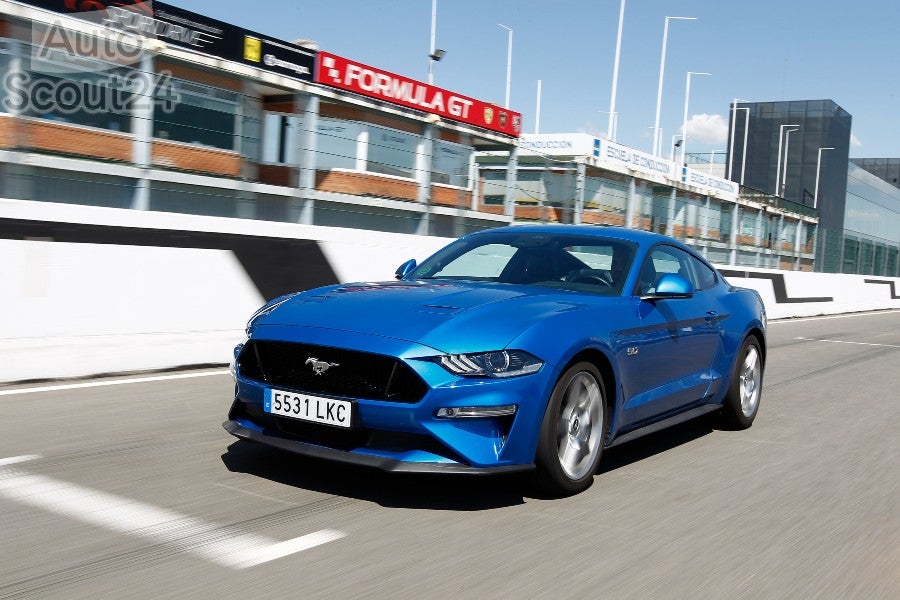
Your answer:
[719,335,763,429]
[534,362,607,496]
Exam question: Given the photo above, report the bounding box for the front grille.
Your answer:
[231,401,464,462]
[238,340,428,404]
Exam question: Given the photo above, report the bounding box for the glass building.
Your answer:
[850,158,900,190]
[725,99,899,275]
[836,163,900,276]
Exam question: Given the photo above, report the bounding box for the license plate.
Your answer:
[264,388,353,428]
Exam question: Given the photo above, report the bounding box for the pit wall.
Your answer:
[1,199,897,383]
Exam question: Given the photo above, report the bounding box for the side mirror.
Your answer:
[395,259,417,280]
[641,273,694,301]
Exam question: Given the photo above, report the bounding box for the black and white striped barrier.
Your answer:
[1,199,897,382]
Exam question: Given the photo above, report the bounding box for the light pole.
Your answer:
[499,24,513,108]
[598,110,618,141]
[727,98,750,181]
[670,134,683,162]
[534,79,542,133]
[780,127,799,197]
[607,0,626,142]
[680,71,710,166]
[774,123,799,196]
[427,0,437,84]
[814,147,834,209]
[652,15,697,156]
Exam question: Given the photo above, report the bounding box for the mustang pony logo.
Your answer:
[305,357,339,375]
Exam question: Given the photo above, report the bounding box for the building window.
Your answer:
[367,124,418,178]
[481,170,510,205]
[261,112,300,164]
[432,139,471,187]
[316,117,359,170]
[584,177,626,214]
[11,46,133,132]
[153,79,240,150]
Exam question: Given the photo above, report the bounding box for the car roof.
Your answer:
[466,224,679,246]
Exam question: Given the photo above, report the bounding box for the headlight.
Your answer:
[436,350,543,378]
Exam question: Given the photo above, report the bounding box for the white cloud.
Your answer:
[682,114,728,145]
[850,133,862,148]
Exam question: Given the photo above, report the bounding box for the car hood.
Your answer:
[254,280,598,354]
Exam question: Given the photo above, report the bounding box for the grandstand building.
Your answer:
[1,0,817,269]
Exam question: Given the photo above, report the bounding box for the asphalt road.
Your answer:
[1,310,898,600]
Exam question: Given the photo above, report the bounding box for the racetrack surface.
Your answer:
[1,311,898,599]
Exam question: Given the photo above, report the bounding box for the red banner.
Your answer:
[316,52,521,138]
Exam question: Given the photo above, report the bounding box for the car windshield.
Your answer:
[409,231,637,295]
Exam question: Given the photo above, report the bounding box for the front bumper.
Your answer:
[229,326,555,472]
[223,419,534,475]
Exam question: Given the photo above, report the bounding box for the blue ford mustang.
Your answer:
[224,226,766,494]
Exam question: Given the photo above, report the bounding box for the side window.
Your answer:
[688,255,718,290]
[637,246,692,294]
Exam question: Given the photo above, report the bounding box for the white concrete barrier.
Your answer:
[1,198,898,382]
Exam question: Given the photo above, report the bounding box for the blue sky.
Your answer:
[173,0,900,158]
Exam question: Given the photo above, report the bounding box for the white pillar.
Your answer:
[504,145,518,220]
[355,129,369,172]
[417,123,434,205]
[574,161,586,225]
[296,94,319,225]
[131,51,154,211]
[667,188,677,236]
[729,205,739,265]
[625,176,637,229]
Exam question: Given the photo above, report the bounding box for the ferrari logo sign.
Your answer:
[484,107,494,125]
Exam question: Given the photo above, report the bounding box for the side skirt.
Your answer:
[606,404,721,449]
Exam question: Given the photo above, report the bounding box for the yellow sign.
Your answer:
[244,36,262,62]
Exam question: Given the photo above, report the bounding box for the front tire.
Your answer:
[719,335,764,429]
[534,362,607,495]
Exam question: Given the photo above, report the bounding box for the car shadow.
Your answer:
[220,441,528,511]
[599,415,715,474]
[220,415,716,508]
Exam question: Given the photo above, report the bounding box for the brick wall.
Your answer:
[264,101,296,113]
[671,225,700,238]
[0,115,14,149]
[315,170,418,201]
[431,185,472,208]
[1,117,132,162]
[152,140,241,177]
[320,103,422,135]
[438,130,462,143]
[582,211,626,227]
[258,164,295,187]
[156,60,243,92]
